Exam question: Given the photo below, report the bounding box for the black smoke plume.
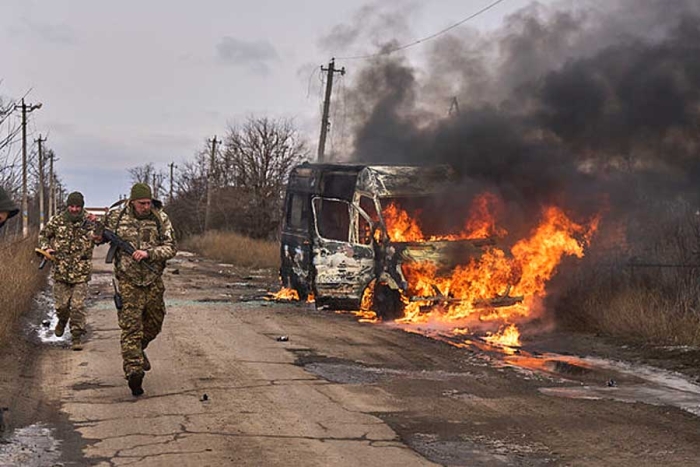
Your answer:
[336,0,700,228]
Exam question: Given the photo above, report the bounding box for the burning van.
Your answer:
[279,162,525,320]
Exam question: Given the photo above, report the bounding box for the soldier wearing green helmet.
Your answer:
[38,191,98,351]
[102,183,176,396]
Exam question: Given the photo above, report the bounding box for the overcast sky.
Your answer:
[0,0,547,207]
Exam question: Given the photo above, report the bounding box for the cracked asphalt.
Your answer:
[4,245,700,466]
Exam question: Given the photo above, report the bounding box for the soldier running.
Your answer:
[38,191,97,350]
[102,183,176,396]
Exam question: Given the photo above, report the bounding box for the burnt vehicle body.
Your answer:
[280,163,520,319]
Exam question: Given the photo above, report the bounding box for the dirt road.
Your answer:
[2,245,700,466]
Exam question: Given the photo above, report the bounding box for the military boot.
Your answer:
[127,371,144,396]
[71,335,84,351]
[142,351,151,372]
[54,319,67,337]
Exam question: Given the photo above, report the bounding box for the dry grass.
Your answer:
[569,285,700,346]
[0,234,46,343]
[553,204,700,347]
[557,261,700,347]
[181,231,279,269]
[600,288,700,345]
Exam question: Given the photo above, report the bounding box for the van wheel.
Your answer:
[372,284,404,321]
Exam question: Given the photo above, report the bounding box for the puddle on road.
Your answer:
[475,344,700,417]
[0,423,61,467]
[32,287,70,345]
[481,344,700,417]
[532,355,700,416]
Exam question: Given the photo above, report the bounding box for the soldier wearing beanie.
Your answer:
[39,191,97,351]
[0,186,19,229]
[102,183,176,396]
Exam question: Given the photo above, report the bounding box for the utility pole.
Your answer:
[14,98,42,237]
[152,173,158,199]
[56,181,62,212]
[205,136,220,231]
[169,162,177,204]
[317,58,345,163]
[35,134,47,229]
[48,151,55,218]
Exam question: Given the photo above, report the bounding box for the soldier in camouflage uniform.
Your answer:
[102,183,176,396]
[0,186,19,229]
[38,191,96,351]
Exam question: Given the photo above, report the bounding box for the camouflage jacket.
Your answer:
[38,211,95,284]
[104,205,176,287]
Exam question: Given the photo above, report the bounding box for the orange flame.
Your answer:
[383,203,425,242]
[352,310,379,323]
[463,192,507,239]
[510,207,599,297]
[484,324,521,348]
[354,281,379,323]
[268,287,300,301]
[383,193,507,243]
[366,193,599,350]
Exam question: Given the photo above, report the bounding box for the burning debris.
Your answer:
[267,287,300,302]
[483,324,521,349]
[266,286,315,303]
[352,309,379,324]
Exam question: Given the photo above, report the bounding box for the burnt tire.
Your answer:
[372,284,404,321]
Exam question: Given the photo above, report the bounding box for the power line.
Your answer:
[0,125,22,151]
[337,0,508,60]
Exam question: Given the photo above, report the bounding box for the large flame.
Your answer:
[383,193,507,243]
[375,193,599,350]
[462,192,507,239]
[383,202,425,242]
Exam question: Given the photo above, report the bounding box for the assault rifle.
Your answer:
[103,228,158,273]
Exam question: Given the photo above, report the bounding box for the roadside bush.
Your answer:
[181,231,279,269]
[0,234,46,344]
[554,201,700,346]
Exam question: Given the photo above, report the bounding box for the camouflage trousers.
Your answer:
[53,281,88,337]
[117,277,166,376]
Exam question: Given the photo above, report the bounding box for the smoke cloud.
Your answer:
[334,0,700,227]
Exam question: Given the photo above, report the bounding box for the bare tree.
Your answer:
[128,163,167,198]
[128,163,155,185]
[219,116,308,238]
[165,153,208,237]
[166,117,308,239]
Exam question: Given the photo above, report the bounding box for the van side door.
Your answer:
[311,197,375,308]
[280,191,313,297]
